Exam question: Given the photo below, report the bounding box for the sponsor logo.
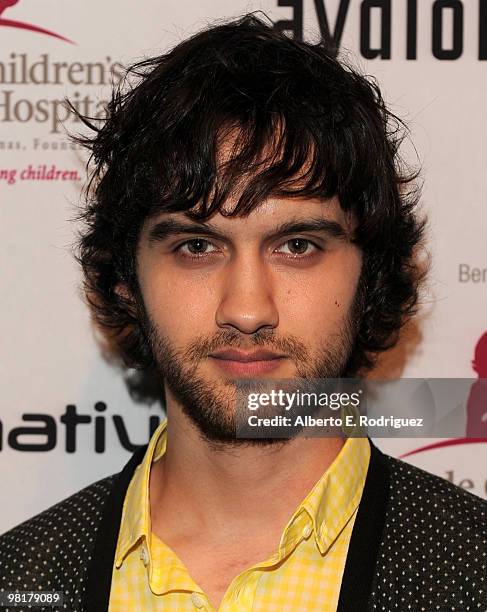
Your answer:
[0,403,161,453]
[0,53,124,149]
[459,263,487,283]
[401,330,487,451]
[398,331,487,498]
[275,0,487,60]
[0,0,74,44]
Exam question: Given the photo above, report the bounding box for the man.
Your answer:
[1,13,486,612]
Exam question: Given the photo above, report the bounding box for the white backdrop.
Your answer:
[1,0,486,534]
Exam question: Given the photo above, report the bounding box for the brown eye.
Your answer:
[276,238,318,257]
[176,238,221,257]
[287,238,310,254]
[185,238,210,254]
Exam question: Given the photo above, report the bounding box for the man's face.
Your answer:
[136,196,363,443]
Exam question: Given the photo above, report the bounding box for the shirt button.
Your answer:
[191,592,205,608]
[303,524,312,538]
[139,546,149,566]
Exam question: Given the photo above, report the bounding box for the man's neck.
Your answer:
[149,406,344,546]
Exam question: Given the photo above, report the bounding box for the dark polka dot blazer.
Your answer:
[0,442,486,611]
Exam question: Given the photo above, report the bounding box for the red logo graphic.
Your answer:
[0,0,74,44]
[466,331,487,438]
[400,330,487,459]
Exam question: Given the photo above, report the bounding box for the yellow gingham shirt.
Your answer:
[109,420,370,611]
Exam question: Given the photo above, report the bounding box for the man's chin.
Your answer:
[187,421,295,448]
[166,378,293,446]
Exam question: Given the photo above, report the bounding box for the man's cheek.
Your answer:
[141,271,186,314]
[152,299,217,340]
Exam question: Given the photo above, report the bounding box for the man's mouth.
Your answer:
[208,348,287,376]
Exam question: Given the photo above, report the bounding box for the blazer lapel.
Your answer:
[337,440,390,612]
[83,444,148,612]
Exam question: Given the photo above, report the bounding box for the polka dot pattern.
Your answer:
[370,456,487,611]
[0,456,486,611]
[0,476,114,611]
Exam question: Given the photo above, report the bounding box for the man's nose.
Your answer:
[215,255,279,334]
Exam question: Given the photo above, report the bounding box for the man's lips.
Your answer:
[209,348,286,362]
[208,349,287,375]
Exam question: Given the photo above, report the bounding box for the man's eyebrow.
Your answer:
[262,218,350,241]
[147,219,225,242]
[146,216,350,243]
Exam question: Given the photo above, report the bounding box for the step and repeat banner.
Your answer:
[1,0,486,533]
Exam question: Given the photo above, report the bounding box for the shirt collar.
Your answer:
[114,419,168,571]
[279,436,370,556]
[114,420,370,568]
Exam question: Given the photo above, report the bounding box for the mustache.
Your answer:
[182,329,311,363]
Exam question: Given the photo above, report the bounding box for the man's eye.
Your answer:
[177,238,218,256]
[275,238,318,257]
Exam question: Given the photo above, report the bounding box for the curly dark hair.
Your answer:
[74,13,427,377]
